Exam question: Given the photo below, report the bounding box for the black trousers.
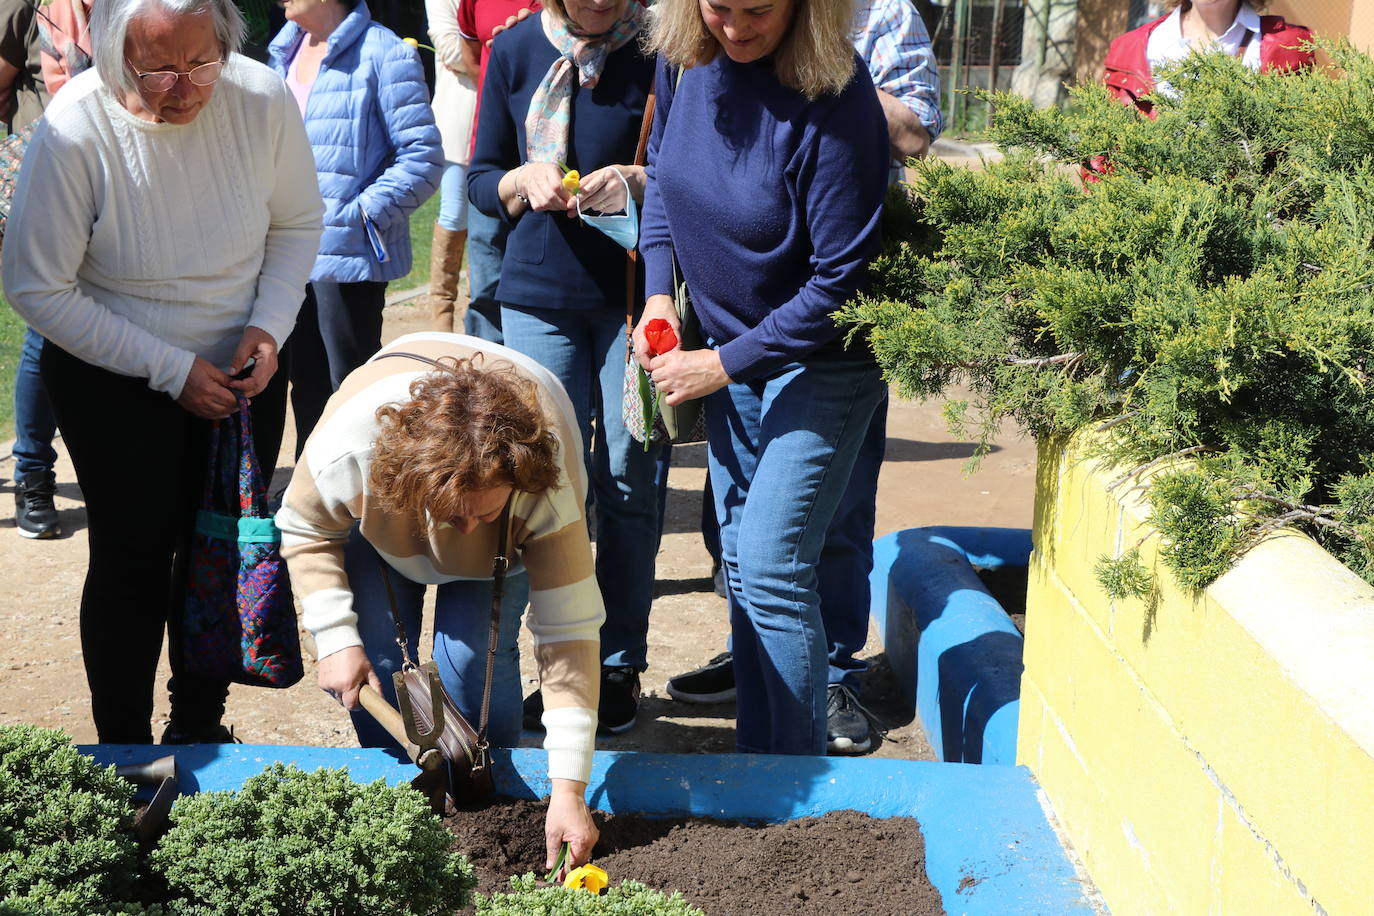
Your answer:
[41,343,288,743]
[286,279,387,456]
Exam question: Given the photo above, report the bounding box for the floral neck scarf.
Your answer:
[524,3,647,165]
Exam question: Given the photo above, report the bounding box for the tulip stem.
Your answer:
[545,841,570,883]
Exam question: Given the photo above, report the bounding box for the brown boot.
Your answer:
[425,223,467,332]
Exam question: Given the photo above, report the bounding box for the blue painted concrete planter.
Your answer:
[83,744,1097,915]
[870,527,1032,766]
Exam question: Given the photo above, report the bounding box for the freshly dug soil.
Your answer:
[444,797,945,915]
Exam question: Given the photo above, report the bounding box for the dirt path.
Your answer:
[0,299,1034,761]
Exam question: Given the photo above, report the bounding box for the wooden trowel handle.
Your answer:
[358,684,425,763]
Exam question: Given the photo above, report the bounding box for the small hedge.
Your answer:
[0,725,148,915]
[151,763,476,915]
[477,874,705,915]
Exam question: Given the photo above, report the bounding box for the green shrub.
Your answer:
[477,874,705,915]
[841,42,1374,592]
[150,763,474,916]
[0,725,144,915]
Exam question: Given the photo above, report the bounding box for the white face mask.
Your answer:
[577,167,638,250]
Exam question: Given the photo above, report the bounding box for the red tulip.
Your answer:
[644,318,678,357]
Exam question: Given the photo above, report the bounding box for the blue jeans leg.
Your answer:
[343,526,530,748]
[464,208,507,343]
[500,304,663,671]
[707,359,884,755]
[818,390,887,691]
[12,327,58,478]
[437,162,469,233]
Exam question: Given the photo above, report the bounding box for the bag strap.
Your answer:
[476,499,512,747]
[232,393,271,518]
[623,84,657,339]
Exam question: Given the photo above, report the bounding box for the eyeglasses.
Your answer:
[127,59,224,92]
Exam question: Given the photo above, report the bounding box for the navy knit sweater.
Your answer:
[639,53,889,382]
[468,14,653,310]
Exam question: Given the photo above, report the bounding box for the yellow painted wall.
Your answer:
[1019,433,1374,915]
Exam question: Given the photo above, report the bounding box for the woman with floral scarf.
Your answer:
[468,0,662,737]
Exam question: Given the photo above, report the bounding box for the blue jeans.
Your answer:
[500,304,663,670]
[343,526,530,749]
[12,327,57,478]
[818,391,887,690]
[437,162,469,233]
[702,396,887,692]
[464,207,507,343]
[707,357,884,755]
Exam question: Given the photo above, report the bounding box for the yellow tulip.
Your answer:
[403,37,419,47]
[561,169,581,195]
[562,863,609,894]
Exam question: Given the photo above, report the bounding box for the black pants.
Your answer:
[41,343,288,743]
[287,280,387,456]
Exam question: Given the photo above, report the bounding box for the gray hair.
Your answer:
[91,0,246,100]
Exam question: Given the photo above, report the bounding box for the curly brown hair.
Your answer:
[368,356,562,531]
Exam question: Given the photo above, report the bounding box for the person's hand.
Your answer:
[544,779,598,876]
[632,294,679,370]
[576,165,645,213]
[227,326,279,399]
[515,162,576,216]
[317,645,384,711]
[176,357,239,419]
[487,7,533,46]
[649,347,731,405]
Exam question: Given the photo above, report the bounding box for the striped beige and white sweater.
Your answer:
[276,332,604,782]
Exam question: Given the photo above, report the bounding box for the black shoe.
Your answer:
[522,689,545,731]
[160,722,241,745]
[598,666,640,735]
[14,470,60,539]
[665,652,735,704]
[826,684,882,756]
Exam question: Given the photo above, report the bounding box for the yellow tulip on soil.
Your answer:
[563,864,609,894]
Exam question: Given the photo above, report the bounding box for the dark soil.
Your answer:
[445,797,945,915]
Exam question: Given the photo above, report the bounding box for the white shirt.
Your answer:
[2,56,324,398]
[1147,3,1264,87]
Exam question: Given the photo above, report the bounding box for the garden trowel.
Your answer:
[358,675,450,814]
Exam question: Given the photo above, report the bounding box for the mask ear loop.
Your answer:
[576,166,630,220]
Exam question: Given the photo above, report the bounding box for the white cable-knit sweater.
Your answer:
[1,56,324,398]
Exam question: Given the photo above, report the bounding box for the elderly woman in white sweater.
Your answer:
[1,0,323,744]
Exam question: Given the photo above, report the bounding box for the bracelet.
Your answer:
[515,190,529,204]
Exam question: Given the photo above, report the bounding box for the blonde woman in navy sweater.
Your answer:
[636,0,890,756]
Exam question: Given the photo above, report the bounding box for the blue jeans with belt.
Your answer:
[707,356,885,755]
[499,304,663,671]
[342,526,531,749]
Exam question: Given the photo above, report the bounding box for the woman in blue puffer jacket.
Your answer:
[269,0,444,451]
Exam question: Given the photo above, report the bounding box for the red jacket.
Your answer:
[1103,11,1314,117]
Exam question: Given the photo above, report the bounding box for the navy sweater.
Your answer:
[639,54,889,382]
[468,14,653,310]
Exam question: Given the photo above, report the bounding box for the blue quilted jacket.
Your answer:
[268,4,443,283]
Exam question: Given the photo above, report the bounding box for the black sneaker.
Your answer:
[826,684,882,756]
[14,470,60,539]
[665,652,735,704]
[598,666,640,735]
[160,722,241,745]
